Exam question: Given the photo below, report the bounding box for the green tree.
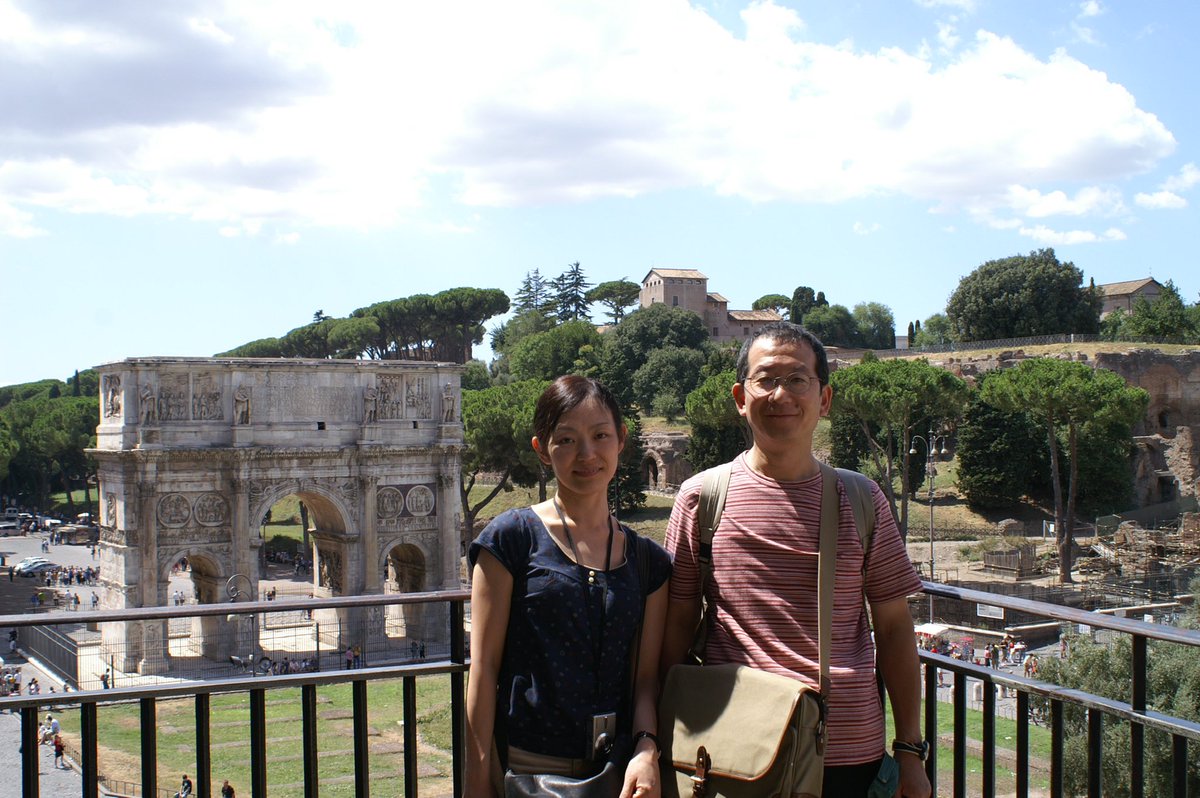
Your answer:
[831,359,969,536]
[911,313,953,348]
[600,304,709,408]
[461,360,491,391]
[946,248,1102,341]
[982,359,1148,582]
[327,316,380,359]
[790,286,817,323]
[459,380,547,546]
[508,321,603,382]
[631,346,707,416]
[684,371,747,471]
[431,287,511,363]
[802,304,860,348]
[551,262,592,322]
[955,381,1048,510]
[586,279,641,325]
[852,302,896,349]
[215,337,285,358]
[609,410,646,514]
[752,294,790,319]
[1121,280,1199,343]
[513,269,555,316]
[906,321,915,342]
[827,407,871,471]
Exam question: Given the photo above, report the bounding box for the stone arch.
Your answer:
[380,542,430,648]
[642,450,665,491]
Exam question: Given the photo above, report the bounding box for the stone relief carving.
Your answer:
[105,493,117,527]
[139,383,157,425]
[318,548,343,593]
[377,486,403,519]
[158,373,190,421]
[192,373,224,421]
[100,526,130,545]
[441,382,457,422]
[376,375,404,421]
[363,386,378,423]
[406,376,432,419]
[234,387,251,425]
[102,375,122,418]
[157,493,191,527]
[406,485,435,516]
[194,493,230,526]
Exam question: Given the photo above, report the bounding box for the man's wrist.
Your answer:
[892,738,930,761]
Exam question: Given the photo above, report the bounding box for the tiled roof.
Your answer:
[1098,278,1161,297]
[642,268,708,281]
[728,310,784,322]
[707,293,729,303]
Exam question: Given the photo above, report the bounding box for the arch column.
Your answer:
[138,480,170,675]
[228,478,259,657]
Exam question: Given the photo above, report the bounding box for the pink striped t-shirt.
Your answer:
[665,453,923,766]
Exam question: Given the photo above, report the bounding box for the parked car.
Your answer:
[13,557,49,575]
[0,520,19,532]
[19,561,58,577]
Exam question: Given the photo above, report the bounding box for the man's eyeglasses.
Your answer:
[745,372,818,395]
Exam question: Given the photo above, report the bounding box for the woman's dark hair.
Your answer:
[533,376,623,444]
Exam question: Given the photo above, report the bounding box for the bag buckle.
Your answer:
[690,746,711,798]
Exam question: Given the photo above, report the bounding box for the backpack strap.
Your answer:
[690,462,733,663]
[815,463,839,699]
[834,467,877,556]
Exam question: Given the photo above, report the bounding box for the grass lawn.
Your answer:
[58,676,458,798]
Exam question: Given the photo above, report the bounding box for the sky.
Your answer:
[2,0,1198,387]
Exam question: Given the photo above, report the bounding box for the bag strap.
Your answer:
[815,463,838,698]
[835,467,877,558]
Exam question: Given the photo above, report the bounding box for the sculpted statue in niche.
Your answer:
[363,386,378,423]
[318,549,343,594]
[234,387,251,425]
[139,383,157,425]
[102,375,122,418]
[441,382,457,422]
[105,493,117,527]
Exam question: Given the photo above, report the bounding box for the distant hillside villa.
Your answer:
[639,268,782,344]
[1099,277,1164,318]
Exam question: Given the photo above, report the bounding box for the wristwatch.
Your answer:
[892,738,930,761]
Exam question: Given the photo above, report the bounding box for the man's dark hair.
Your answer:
[735,321,829,386]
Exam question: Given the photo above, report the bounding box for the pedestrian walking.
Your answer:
[53,733,65,768]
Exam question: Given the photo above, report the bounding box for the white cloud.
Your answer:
[853,221,881,235]
[0,0,1177,241]
[936,21,959,52]
[1019,225,1126,245]
[0,200,45,238]
[1078,1,1103,19]
[1163,163,1200,193]
[274,231,300,245]
[1003,185,1125,217]
[914,0,976,11]
[1134,191,1186,210]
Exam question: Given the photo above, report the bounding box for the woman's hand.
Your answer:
[619,745,661,798]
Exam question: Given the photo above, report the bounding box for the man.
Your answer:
[662,322,931,798]
[177,774,193,798]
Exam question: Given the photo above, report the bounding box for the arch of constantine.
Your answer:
[91,357,462,674]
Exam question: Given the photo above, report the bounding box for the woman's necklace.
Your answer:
[552,498,614,583]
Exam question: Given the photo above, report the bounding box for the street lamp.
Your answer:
[910,424,949,622]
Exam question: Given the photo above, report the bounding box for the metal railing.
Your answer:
[4,583,1200,797]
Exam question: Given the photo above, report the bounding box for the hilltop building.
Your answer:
[1098,278,1165,318]
[639,268,782,344]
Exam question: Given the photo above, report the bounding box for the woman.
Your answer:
[466,376,671,798]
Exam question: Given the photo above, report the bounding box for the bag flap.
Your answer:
[659,664,807,781]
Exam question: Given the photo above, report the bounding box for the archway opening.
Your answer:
[642,456,660,491]
[383,543,429,657]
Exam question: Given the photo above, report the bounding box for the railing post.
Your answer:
[302,683,320,798]
[1172,734,1187,798]
[353,679,371,798]
[21,705,38,798]
[140,697,157,798]
[1016,691,1029,798]
[82,701,99,798]
[250,688,267,798]
[983,678,996,798]
[1087,708,1103,798]
[1051,699,1064,798]
[196,693,211,798]
[953,672,967,798]
[1131,634,1147,798]
[450,599,466,798]
[923,660,937,796]
[404,675,419,798]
